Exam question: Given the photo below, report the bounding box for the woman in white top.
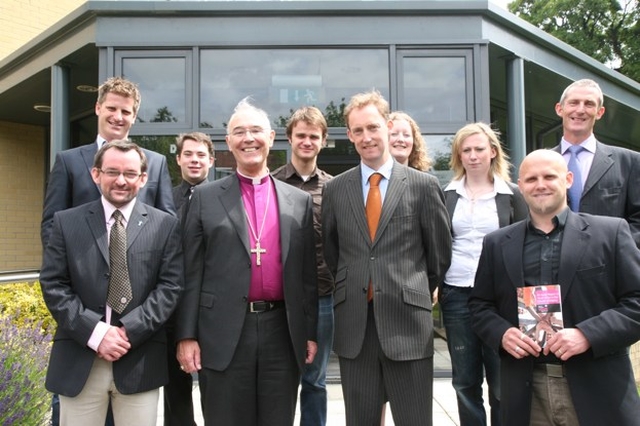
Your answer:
[441,123,527,426]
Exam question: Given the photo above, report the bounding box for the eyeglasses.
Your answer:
[229,127,267,138]
[99,169,142,182]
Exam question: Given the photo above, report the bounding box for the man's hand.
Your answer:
[502,327,541,359]
[97,326,131,361]
[177,339,202,374]
[544,328,590,360]
[305,340,318,364]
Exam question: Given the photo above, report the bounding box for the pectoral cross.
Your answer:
[250,241,267,266]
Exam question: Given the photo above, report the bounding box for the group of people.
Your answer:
[37,75,640,426]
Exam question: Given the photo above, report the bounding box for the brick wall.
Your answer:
[0,121,45,270]
[0,0,84,60]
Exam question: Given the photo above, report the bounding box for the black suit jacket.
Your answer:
[444,181,528,230]
[469,211,640,425]
[174,174,318,372]
[41,142,176,246]
[40,200,183,396]
[555,141,640,246]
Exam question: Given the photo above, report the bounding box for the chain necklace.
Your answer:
[243,179,271,266]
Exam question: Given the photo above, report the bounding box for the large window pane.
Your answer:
[200,49,389,129]
[401,56,468,128]
[121,57,187,124]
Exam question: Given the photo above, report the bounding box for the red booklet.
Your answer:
[517,285,564,348]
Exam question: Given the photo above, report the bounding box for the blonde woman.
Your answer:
[440,123,527,426]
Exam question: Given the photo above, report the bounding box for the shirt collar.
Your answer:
[445,174,514,195]
[96,135,107,148]
[283,162,317,181]
[101,197,136,225]
[561,135,596,155]
[526,207,569,233]
[361,157,394,183]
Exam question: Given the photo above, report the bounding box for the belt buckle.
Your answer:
[546,363,564,378]
[249,301,269,313]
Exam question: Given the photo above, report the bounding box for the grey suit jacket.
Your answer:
[41,142,176,246]
[174,174,318,372]
[469,211,640,425]
[555,141,640,246]
[322,163,452,361]
[40,200,183,396]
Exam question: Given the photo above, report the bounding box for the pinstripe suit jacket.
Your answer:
[554,141,640,246]
[322,162,452,360]
[40,199,183,396]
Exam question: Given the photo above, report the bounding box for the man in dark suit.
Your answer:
[554,78,640,246]
[469,149,640,425]
[40,140,183,425]
[175,98,318,425]
[322,91,452,426]
[164,132,214,426]
[41,76,175,246]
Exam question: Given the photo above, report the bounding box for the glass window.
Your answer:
[200,49,390,129]
[117,54,189,124]
[398,52,471,130]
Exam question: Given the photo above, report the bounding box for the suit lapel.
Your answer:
[374,163,407,246]
[273,179,293,265]
[558,213,589,300]
[345,167,371,245]
[219,175,251,256]
[127,201,148,250]
[502,222,526,290]
[81,144,101,193]
[583,141,613,196]
[86,200,109,264]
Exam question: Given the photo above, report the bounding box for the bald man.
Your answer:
[468,150,640,426]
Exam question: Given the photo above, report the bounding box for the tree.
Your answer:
[509,0,640,81]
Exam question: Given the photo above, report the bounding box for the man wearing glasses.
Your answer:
[40,139,183,425]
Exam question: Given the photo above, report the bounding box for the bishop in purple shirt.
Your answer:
[175,97,319,425]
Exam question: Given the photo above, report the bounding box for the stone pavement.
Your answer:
[156,337,491,425]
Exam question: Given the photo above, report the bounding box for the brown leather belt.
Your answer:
[247,300,285,313]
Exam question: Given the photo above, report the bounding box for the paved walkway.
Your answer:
[156,337,490,425]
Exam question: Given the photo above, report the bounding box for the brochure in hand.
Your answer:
[517,284,563,348]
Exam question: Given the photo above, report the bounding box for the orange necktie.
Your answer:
[365,173,383,301]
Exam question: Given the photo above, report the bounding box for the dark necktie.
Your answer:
[365,173,383,301]
[189,185,195,201]
[567,145,584,212]
[107,210,132,314]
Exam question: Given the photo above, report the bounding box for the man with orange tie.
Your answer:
[322,90,451,426]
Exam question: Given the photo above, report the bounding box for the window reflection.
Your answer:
[401,56,468,127]
[122,57,187,123]
[200,49,389,129]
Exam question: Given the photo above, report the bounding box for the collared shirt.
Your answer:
[523,208,568,363]
[360,157,394,205]
[96,135,107,148]
[444,175,513,287]
[87,197,137,351]
[173,179,207,219]
[272,162,334,296]
[238,173,284,302]
[561,135,596,189]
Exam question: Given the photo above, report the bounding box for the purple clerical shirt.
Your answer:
[238,173,284,302]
